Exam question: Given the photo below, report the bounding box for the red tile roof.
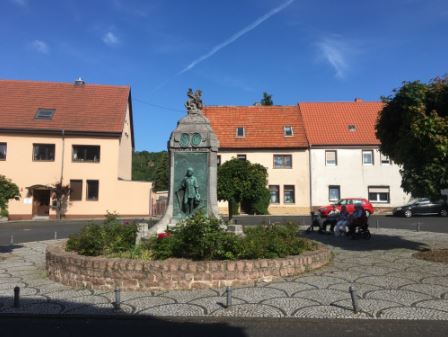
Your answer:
[298,101,384,146]
[0,80,130,135]
[203,106,308,149]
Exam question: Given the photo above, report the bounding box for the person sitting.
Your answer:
[334,205,349,237]
[349,203,367,236]
[320,205,340,233]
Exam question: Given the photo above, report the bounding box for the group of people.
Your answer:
[316,204,368,237]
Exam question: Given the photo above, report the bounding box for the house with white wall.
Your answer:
[298,99,410,212]
[0,79,151,220]
[204,106,311,215]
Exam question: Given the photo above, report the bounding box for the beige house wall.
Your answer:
[117,105,133,180]
[0,132,150,219]
[217,149,310,215]
[310,147,410,209]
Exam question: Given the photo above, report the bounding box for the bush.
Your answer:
[146,214,315,261]
[66,213,137,256]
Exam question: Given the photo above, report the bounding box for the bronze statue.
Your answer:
[185,88,203,114]
[176,167,200,215]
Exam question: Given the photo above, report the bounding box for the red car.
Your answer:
[319,198,374,217]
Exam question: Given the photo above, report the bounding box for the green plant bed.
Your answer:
[66,212,317,261]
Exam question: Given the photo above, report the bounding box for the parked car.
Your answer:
[393,198,448,218]
[319,198,374,217]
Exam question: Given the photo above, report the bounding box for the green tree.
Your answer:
[132,151,169,191]
[0,175,20,217]
[260,92,274,106]
[217,158,270,219]
[376,76,448,198]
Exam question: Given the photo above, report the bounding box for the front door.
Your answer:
[32,189,50,216]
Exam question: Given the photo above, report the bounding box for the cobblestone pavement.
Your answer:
[1,228,448,319]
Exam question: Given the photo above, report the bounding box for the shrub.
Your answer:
[66,214,137,256]
[0,175,20,216]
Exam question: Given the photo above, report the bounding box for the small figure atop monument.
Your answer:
[185,88,203,114]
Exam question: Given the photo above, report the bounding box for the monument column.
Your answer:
[149,89,220,234]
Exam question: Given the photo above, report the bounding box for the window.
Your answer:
[269,185,280,204]
[217,155,221,166]
[362,150,374,165]
[236,127,245,137]
[33,144,55,161]
[34,108,55,120]
[273,154,292,168]
[348,124,356,132]
[380,153,391,165]
[283,126,293,137]
[0,143,6,160]
[325,150,337,166]
[237,154,246,161]
[328,185,340,202]
[284,185,295,203]
[86,180,99,201]
[368,186,390,203]
[73,145,100,162]
[70,180,83,201]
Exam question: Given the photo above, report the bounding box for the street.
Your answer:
[0,215,446,246]
[1,315,448,337]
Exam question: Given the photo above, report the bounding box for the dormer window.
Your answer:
[236,127,245,137]
[284,126,293,137]
[348,124,356,132]
[35,108,55,120]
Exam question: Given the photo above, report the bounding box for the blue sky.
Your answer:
[1,0,447,151]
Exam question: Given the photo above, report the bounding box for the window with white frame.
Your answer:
[362,150,374,165]
[325,150,337,166]
[368,186,390,203]
[0,143,6,160]
[237,154,246,161]
[380,153,391,165]
[236,127,245,137]
[283,126,293,137]
[269,185,280,204]
[328,185,340,202]
[273,154,292,168]
[284,185,295,203]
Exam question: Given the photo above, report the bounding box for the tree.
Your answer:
[258,92,274,106]
[132,151,169,191]
[217,158,270,219]
[0,175,20,217]
[376,76,448,198]
[50,182,71,220]
[153,152,169,192]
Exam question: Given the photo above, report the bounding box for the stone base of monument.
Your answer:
[227,224,244,236]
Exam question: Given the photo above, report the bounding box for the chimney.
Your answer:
[74,77,85,86]
[354,97,363,102]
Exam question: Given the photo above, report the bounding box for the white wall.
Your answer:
[310,147,410,208]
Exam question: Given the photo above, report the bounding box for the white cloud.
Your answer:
[10,0,27,7]
[316,36,353,79]
[31,40,49,54]
[103,32,120,46]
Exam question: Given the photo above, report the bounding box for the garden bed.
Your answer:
[46,240,331,291]
[413,249,448,264]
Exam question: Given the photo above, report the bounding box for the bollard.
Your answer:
[14,286,20,308]
[376,219,379,230]
[112,287,121,311]
[349,285,360,313]
[417,222,421,232]
[226,286,232,308]
[10,235,14,245]
[54,231,58,240]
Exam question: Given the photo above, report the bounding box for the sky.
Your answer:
[1,0,447,151]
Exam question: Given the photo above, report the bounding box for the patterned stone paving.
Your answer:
[1,228,448,319]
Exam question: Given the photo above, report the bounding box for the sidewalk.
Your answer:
[1,228,448,319]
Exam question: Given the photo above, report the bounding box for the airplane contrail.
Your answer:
[149,0,294,94]
[178,0,295,75]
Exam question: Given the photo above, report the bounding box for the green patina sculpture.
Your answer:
[177,167,200,215]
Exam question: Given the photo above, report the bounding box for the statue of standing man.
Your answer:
[177,167,200,215]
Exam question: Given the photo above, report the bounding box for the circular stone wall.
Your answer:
[46,241,332,291]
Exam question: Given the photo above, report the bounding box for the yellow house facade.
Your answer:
[0,79,150,220]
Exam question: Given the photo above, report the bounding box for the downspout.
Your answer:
[58,129,65,220]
